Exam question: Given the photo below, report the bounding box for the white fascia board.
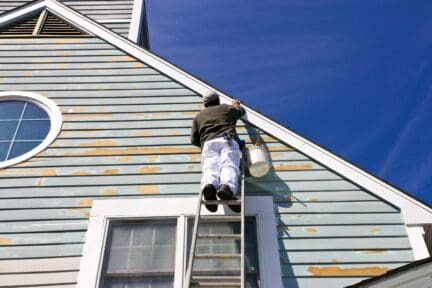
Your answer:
[0,0,46,26]
[128,0,143,42]
[2,0,431,225]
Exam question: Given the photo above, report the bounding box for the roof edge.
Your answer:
[0,0,431,225]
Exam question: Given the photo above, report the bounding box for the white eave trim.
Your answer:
[128,0,143,43]
[1,0,431,225]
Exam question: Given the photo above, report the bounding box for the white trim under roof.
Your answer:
[0,0,431,226]
[128,0,143,42]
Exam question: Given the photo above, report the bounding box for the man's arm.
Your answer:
[191,117,201,147]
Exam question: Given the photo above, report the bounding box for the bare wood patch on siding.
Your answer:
[62,146,199,156]
[0,238,12,245]
[274,163,313,171]
[137,185,160,194]
[78,140,119,147]
[307,266,389,277]
[137,166,161,174]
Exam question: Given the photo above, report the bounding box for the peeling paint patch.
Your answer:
[108,56,135,62]
[308,197,318,202]
[55,38,82,44]
[78,140,119,147]
[78,198,93,207]
[56,51,71,56]
[71,171,90,176]
[364,250,387,254]
[189,154,201,162]
[187,165,195,172]
[370,227,381,233]
[137,185,160,194]
[64,147,198,156]
[132,62,144,68]
[146,155,159,163]
[36,179,45,186]
[102,190,117,196]
[67,208,89,217]
[307,266,389,277]
[305,228,318,233]
[0,168,57,177]
[103,169,120,175]
[119,156,132,163]
[133,131,153,137]
[0,238,12,245]
[138,166,161,173]
[274,163,313,171]
[24,71,33,77]
[168,130,181,136]
[331,259,339,263]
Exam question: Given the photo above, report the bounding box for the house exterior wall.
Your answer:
[0,0,135,38]
[0,35,415,287]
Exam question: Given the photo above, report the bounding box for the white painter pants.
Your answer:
[201,137,242,195]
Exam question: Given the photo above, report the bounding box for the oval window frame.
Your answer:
[0,91,63,168]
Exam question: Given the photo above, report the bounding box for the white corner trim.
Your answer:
[406,225,430,260]
[1,0,431,225]
[0,91,63,169]
[77,196,282,288]
[128,0,143,42]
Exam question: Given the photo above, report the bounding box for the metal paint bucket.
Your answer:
[246,144,270,177]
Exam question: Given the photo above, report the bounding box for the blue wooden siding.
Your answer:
[0,36,414,287]
[0,0,134,38]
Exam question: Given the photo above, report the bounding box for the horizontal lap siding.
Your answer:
[0,0,133,39]
[0,36,414,288]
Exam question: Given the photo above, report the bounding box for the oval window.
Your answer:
[0,91,62,168]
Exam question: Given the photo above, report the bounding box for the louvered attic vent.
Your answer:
[0,10,87,36]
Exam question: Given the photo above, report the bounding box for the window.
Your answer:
[77,197,282,288]
[100,220,177,287]
[0,91,62,168]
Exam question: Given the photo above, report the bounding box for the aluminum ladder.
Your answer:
[184,151,246,288]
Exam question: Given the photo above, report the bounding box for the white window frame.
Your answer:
[0,91,62,168]
[77,196,283,288]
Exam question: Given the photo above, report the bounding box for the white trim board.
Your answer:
[77,196,282,288]
[0,0,431,226]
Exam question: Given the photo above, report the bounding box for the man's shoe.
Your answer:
[217,184,240,213]
[228,196,241,213]
[202,184,217,212]
[217,184,234,200]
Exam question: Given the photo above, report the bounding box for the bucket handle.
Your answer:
[255,128,262,146]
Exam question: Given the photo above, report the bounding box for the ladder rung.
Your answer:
[200,215,241,222]
[202,200,241,205]
[192,276,241,281]
[195,253,241,259]
[197,233,241,239]
[191,283,240,287]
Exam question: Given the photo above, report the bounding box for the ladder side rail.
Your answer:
[184,187,204,288]
[240,152,246,288]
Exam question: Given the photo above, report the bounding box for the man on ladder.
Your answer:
[191,92,245,213]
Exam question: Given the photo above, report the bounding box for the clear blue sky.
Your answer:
[146,0,432,206]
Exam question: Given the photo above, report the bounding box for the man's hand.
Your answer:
[232,99,241,106]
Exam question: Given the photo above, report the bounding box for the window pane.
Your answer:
[103,277,174,288]
[23,102,49,119]
[0,121,18,140]
[15,120,50,140]
[8,141,41,159]
[101,220,176,288]
[0,101,25,119]
[0,142,11,161]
